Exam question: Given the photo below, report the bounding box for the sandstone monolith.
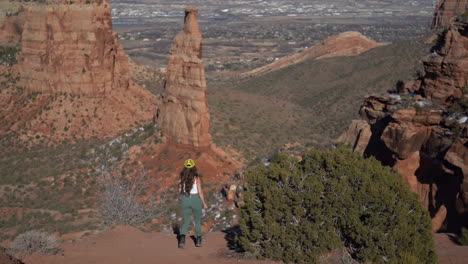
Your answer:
[159,7,212,148]
[15,0,131,96]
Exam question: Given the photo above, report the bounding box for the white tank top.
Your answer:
[190,178,198,194]
[183,178,198,194]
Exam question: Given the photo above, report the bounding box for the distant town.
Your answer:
[111,0,436,74]
[112,0,434,20]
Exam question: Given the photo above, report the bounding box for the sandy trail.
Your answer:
[21,227,468,264]
[23,226,277,264]
[434,233,468,264]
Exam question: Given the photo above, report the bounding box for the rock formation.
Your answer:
[340,22,468,232]
[159,7,212,148]
[0,13,24,45]
[337,119,371,154]
[241,31,380,78]
[13,0,130,96]
[407,22,468,103]
[0,0,157,143]
[0,0,23,44]
[431,0,468,29]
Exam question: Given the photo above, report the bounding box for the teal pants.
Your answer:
[180,194,202,236]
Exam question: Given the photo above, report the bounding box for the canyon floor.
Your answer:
[19,226,468,264]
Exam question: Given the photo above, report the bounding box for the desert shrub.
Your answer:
[238,148,436,264]
[9,230,58,255]
[449,86,468,115]
[458,227,468,245]
[457,12,468,22]
[0,46,20,66]
[97,162,168,226]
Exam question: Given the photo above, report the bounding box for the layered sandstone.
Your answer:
[337,119,371,154]
[0,0,157,143]
[431,0,468,29]
[0,7,25,45]
[241,31,380,78]
[340,22,468,232]
[15,0,131,96]
[0,0,23,41]
[159,7,212,148]
[407,22,468,103]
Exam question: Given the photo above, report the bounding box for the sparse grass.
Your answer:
[0,120,161,241]
[208,40,430,159]
[0,140,100,185]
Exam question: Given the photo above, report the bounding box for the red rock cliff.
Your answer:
[15,0,131,96]
[340,22,468,232]
[0,5,25,45]
[159,7,212,148]
[411,22,468,103]
[431,0,468,29]
[0,0,157,143]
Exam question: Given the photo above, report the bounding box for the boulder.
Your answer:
[337,120,371,154]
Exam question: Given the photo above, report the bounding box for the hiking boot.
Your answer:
[195,236,202,247]
[178,235,186,248]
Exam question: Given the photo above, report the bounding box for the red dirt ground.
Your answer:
[21,228,468,264]
[23,226,278,264]
[434,233,468,264]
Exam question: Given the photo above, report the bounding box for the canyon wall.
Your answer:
[341,22,468,232]
[431,0,468,29]
[158,7,212,148]
[0,0,157,142]
[15,0,131,96]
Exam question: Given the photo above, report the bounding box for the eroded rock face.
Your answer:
[0,12,25,45]
[159,7,212,148]
[411,22,468,103]
[431,0,468,29]
[0,1,157,143]
[15,0,131,96]
[339,22,468,232]
[337,120,371,154]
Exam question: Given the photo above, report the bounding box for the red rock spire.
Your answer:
[159,7,212,148]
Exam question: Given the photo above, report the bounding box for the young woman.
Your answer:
[178,159,208,248]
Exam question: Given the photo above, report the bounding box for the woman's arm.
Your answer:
[197,178,208,209]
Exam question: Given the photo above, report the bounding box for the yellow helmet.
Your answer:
[184,159,196,168]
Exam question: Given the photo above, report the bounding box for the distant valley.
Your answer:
[112,0,435,73]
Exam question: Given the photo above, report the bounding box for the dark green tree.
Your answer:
[238,148,436,264]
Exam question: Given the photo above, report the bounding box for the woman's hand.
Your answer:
[202,201,208,209]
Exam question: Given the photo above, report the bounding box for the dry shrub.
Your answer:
[9,230,58,255]
[97,165,168,227]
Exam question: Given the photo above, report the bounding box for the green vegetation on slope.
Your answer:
[0,122,159,241]
[208,40,430,159]
[238,148,436,264]
[0,46,20,66]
